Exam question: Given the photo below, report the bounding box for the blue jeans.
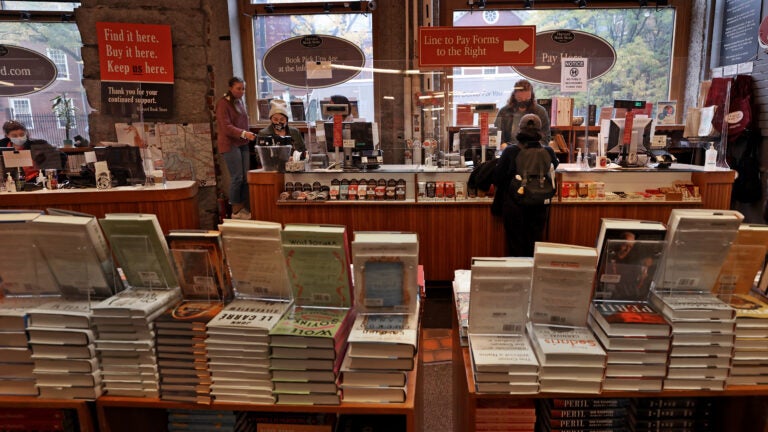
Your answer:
[222,144,250,209]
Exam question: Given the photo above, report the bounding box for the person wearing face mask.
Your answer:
[494,79,551,147]
[257,100,306,154]
[216,77,256,220]
[1,120,64,183]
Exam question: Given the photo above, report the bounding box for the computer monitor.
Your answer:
[605,116,653,159]
[94,145,146,186]
[458,127,500,150]
[324,122,376,153]
[29,141,65,171]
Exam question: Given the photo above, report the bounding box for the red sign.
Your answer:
[96,22,174,83]
[418,26,535,68]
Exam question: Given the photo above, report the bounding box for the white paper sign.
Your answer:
[2,150,32,168]
[560,57,588,93]
[306,60,333,80]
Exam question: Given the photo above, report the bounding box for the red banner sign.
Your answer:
[418,26,535,68]
[96,22,174,83]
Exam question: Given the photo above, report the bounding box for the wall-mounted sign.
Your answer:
[418,26,536,68]
[514,30,615,85]
[96,22,174,119]
[720,0,760,66]
[262,35,365,89]
[0,45,57,97]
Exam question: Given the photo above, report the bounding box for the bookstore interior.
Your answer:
[3,1,768,431]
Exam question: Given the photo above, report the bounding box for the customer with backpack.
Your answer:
[492,114,559,257]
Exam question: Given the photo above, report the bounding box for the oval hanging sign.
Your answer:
[262,35,365,89]
[513,30,616,85]
[0,45,58,97]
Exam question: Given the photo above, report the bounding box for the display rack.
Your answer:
[450,298,768,432]
[0,396,96,432]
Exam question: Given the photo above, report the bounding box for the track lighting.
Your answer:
[576,0,587,8]
[19,11,31,20]
[264,4,274,13]
[639,0,648,6]
[523,0,533,8]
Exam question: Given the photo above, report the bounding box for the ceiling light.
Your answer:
[524,0,533,8]
[264,4,275,13]
[639,0,648,6]
[576,0,587,8]
[323,3,332,13]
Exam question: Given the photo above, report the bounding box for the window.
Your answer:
[46,48,70,80]
[451,7,676,123]
[9,98,33,129]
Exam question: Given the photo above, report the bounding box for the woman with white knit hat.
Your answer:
[256,100,306,154]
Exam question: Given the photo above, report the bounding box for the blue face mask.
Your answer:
[9,136,26,147]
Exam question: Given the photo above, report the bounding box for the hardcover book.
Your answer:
[649,291,735,321]
[282,224,353,308]
[530,242,598,327]
[346,309,419,359]
[269,306,354,351]
[168,229,232,301]
[219,219,291,300]
[468,257,532,335]
[527,323,606,367]
[715,223,768,296]
[588,302,670,337]
[351,231,419,313]
[594,218,667,302]
[468,333,539,375]
[98,213,179,290]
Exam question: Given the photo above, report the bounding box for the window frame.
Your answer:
[9,98,33,129]
[46,48,70,80]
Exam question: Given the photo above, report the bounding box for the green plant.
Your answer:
[51,93,76,141]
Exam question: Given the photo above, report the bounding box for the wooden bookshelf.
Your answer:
[96,340,423,432]
[0,396,96,432]
[450,298,768,432]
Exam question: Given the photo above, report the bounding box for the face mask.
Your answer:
[272,122,285,131]
[514,99,532,110]
[10,136,26,146]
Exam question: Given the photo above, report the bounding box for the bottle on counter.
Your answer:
[705,143,717,170]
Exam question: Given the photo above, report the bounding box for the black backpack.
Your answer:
[509,144,555,206]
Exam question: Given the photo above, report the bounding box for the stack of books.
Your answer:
[528,324,606,393]
[92,287,182,397]
[628,397,715,431]
[0,297,46,396]
[452,269,471,347]
[340,309,419,403]
[587,302,670,391]
[0,407,77,432]
[725,293,768,386]
[206,299,292,404]
[27,299,102,399]
[475,399,536,432]
[155,299,223,403]
[466,257,539,394]
[166,408,239,432]
[650,292,735,391]
[537,398,630,431]
[269,306,354,405]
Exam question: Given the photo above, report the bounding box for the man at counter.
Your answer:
[494,79,551,147]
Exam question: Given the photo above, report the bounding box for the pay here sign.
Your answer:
[418,26,535,68]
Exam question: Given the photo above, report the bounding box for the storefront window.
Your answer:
[452,7,675,122]
[0,3,88,147]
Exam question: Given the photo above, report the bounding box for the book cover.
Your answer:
[92,287,182,320]
[469,257,532,335]
[351,231,419,313]
[715,223,768,296]
[656,101,677,125]
[168,230,233,301]
[527,323,606,366]
[155,299,224,328]
[207,298,292,333]
[98,213,179,290]
[730,293,768,320]
[530,242,597,327]
[468,334,539,374]
[219,219,291,300]
[282,224,353,308]
[30,214,119,299]
[269,306,353,352]
[346,309,419,359]
[594,218,667,302]
[588,302,670,337]
[649,291,735,320]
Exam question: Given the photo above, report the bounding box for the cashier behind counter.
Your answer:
[1,131,67,189]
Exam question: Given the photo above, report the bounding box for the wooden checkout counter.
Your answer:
[0,180,200,234]
[248,163,735,282]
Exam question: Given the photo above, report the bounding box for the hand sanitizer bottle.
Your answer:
[576,148,583,169]
[6,172,16,193]
[705,143,717,170]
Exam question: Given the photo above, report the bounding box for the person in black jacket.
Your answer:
[492,114,559,257]
[1,120,66,182]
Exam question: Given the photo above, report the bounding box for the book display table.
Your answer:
[249,165,734,280]
[94,343,423,432]
[451,297,768,432]
[0,180,200,234]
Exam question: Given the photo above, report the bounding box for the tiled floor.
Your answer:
[422,328,452,363]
